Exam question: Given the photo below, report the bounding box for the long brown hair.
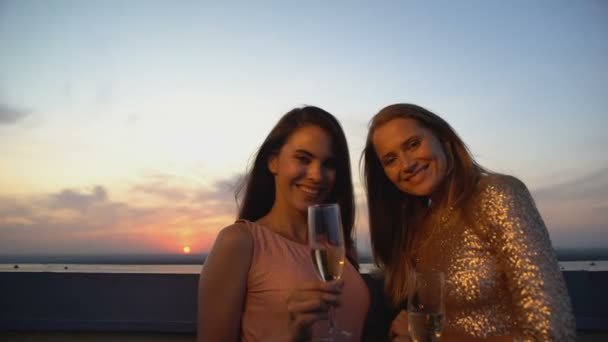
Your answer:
[362,103,486,304]
[237,106,357,263]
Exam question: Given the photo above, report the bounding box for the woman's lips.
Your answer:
[297,184,321,198]
[405,164,429,182]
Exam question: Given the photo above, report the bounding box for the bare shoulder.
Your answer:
[202,222,254,274]
[198,222,253,341]
[213,222,253,252]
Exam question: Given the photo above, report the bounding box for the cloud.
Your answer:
[1,169,604,255]
[0,103,30,124]
[0,174,244,255]
[591,204,608,217]
[548,223,608,250]
[50,186,108,212]
[133,181,189,202]
[530,168,608,250]
[0,186,148,234]
[130,172,244,211]
[126,114,140,126]
[532,167,608,202]
[197,173,244,206]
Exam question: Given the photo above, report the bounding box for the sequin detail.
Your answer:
[415,175,576,340]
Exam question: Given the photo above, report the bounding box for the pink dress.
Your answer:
[239,220,370,341]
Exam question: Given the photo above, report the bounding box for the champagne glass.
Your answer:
[308,203,350,340]
[407,271,445,342]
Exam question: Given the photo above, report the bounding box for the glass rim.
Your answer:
[308,203,339,209]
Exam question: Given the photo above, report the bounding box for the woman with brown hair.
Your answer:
[198,106,369,341]
[362,103,575,341]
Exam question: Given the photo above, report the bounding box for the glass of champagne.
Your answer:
[308,203,350,340]
[407,271,445,342]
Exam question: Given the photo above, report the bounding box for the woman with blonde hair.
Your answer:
[363,103,575,341]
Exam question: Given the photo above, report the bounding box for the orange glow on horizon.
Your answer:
[183,245,191,254]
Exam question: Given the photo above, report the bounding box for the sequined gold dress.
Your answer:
[414,174,576,341]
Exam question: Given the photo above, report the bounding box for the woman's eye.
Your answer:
[296,156,311,164]
[409,139,421,149]
[383,157,396,167]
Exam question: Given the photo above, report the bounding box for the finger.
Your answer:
[291,311,329,327]
[390,310,410,336]
[391,323,409,335]
[293,280,343,293]
[288,296,341,316]
[288,291,342,310]
[395,310,409,325]
[328,278,344,289]
[288,287,343,303]
[397,309,408,319]
[390,325,410,338]
[289,312,329,340]
[288,299,327,315]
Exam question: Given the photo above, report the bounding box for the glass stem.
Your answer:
[328,305,336,335]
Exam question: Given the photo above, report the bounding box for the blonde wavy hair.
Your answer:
[362,103,487,305]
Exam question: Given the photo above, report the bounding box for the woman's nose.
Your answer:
[400,155,417,173]
[307,163,322,181]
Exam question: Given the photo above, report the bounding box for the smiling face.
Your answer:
[268,125,337,215]
[372,117,448,198]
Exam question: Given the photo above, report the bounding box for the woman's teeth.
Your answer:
[298,185,320,196]
[407,165,427,181]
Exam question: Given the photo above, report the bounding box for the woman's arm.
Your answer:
[481,176,576,341]
[197,223,342,342]
[197,223,253,342]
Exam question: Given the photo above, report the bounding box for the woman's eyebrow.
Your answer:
[293,149,315,157]
[379,135,417,160]
[294,148,335,161]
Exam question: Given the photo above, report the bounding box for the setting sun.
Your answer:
[182,246,191,254]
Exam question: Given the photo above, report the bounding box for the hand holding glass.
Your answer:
[308,203,349,339]
[408,271,445,342]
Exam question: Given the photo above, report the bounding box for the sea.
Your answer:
[1,261,607,274]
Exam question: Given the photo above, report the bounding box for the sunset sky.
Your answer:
[1,1,607,257]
